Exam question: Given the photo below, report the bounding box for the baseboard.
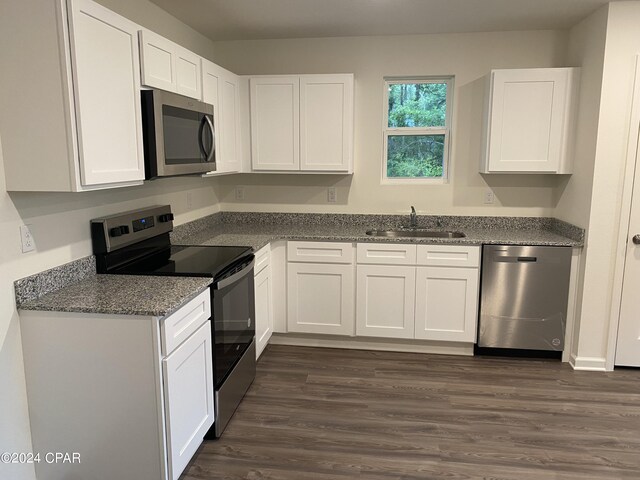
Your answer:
[570,353,607,371]
[269,333,474,356]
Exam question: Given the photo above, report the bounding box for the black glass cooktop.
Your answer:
[113,245,253,278]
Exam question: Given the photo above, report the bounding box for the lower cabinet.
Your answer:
[287,241,355,335]
[356,265,416,339]
[19,288,214,480]
[355,244,480,342]
[284,241,480,344]
[255,263,274,358]
[163,321,214,480]
[414,266,480,342]
[287,262,355,335]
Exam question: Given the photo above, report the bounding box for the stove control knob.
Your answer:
[109,225,130,237]
[158,213,174,223]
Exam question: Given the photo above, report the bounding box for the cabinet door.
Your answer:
[220,72,242,173]
[485,68,572,173]
[356,265,416,339]
[139,30,176,92]
[251,76,300,171]
[163,322,214,480]
[287,263,355,335]
[255,265,274,359]
[175,48,201,99]
[300,74,354,172]
[414,267,479,342]
[67,0,144,186]
[201,60,223,173]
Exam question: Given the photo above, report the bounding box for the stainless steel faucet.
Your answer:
[410,206,417,228]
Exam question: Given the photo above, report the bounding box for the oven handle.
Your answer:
[215,258,255,290]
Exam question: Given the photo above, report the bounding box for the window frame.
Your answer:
[381,76,454,185]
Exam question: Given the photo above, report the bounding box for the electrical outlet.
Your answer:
[186,191,193,209]
[235,186,245,201]
[20,224,35,253]
[484,189,495,204]
[327,187,337,203]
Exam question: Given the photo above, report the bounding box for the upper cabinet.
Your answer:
[139,30,202,100]
[249,74,354,173]
[202,60,242,174]
[250,76,301,171]
[481,68,580,174]
[1,0,145,191]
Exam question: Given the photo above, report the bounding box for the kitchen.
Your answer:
[1,0,640,479]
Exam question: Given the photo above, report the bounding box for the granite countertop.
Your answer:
[18,275,212,317]
[171,213,584,251]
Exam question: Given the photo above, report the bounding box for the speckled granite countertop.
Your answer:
[18,275,212,317]
[171,212,584,250]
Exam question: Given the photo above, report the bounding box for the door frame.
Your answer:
[606,54,640,370]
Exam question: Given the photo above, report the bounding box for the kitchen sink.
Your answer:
[365,229,466,238]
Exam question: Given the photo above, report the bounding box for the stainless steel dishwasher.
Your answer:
[478,245,572,351]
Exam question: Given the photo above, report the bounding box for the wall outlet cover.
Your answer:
[327,187,337,203]
[20,224,35,253]
[235,186,245,201]
[484,189,495,204]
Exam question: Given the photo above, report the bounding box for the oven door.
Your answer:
[212,258,255,387]
[142,89,216,178]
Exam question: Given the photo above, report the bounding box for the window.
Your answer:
[382,77,453,183]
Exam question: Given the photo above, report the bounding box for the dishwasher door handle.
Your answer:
[494,255,538,263]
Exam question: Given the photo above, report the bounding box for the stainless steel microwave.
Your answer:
[141,89,215,179]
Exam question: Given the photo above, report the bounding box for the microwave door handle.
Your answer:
[204,115,215,163]
[198,116,208,160]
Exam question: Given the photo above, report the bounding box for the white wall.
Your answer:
[0,2,221,479]
[567,1,640,369]
[556,6,609,363]
[211,30,569,215]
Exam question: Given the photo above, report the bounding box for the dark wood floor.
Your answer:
[182,345,640,480]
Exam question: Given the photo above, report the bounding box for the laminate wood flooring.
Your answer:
[181,345,640,480]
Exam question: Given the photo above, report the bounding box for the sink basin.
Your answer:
[365,229,466,239]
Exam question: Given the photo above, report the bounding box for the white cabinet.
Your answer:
[414,267,479,342]
[202,60,242,174]
[356,265,416,339]
[19,288,214,480]
[249,74,354,173]
[288,263,355,335]
[287,242,355,335]
[139,30,202,100]
[481,68,579,174]
[163,321,214,480]
[254,246,273,358]
[220,71,242,173]
[0,0,145,191]
[300,75,354,172]
[355,243,480,343]
[250,76,300,171]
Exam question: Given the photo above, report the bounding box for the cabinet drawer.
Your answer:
[161,289,211,356]
[254,245,271,276]
[416,245,480,267]
[357,243,417,265]
[287,241,354,264]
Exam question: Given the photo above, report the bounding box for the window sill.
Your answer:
[380,177,449,186]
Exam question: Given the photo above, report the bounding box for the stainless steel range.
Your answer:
[91,205,255,438]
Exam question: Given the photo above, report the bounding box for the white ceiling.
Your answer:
[149,0,614,42]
